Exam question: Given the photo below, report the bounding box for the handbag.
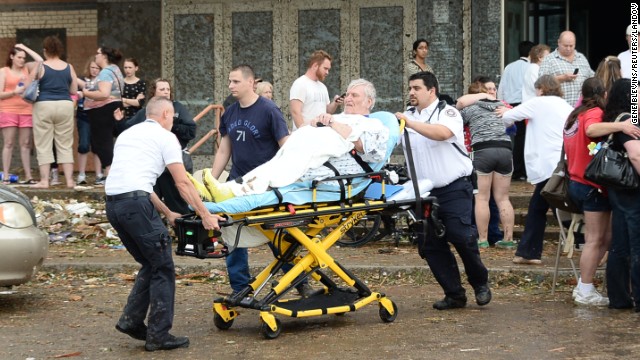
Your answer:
[584,113,640,190]
[161,149,193,174]
[21,62,42,103]
[182,149,193,173]
[541,146,581,213]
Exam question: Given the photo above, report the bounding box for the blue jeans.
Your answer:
[226,248,250,292]
[76,109,91,154]
[488,196,504,244]
[515,180,549,260]
[607,188,640,310]
[567,180,611,212]
[226,242,304,292]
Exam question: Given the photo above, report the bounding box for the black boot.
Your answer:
[433,295,467,310]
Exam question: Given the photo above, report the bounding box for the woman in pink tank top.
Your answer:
[0,44,42,184]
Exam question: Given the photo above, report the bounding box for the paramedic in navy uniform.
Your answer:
[106,96,223,351]
[396,71,491,310]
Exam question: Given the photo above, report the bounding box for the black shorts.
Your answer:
[472,147,513,175]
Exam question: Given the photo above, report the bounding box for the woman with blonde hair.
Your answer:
[574,56,621,107]
[256,81,273,100]
[75,57,103,184]
[595,55,621,94]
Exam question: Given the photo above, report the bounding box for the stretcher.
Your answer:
[174,112,444,339]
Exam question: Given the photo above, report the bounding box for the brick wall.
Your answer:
[0,4,99,176]
[0,8,98,70]
[0,1,162,176]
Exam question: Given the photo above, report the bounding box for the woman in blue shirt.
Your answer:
[30,35,78,189]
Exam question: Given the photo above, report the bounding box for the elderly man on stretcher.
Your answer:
[192,79,394,202]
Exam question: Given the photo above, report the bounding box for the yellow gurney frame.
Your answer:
[175,176,441,339]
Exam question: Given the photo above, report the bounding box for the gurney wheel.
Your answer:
[379,301,398,323]
[335,214,382,247]
[213,313,234,330]
[260,318,282,339]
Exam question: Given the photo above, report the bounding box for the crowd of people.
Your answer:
[473,28,638,309]
[0,37,146,188]
[0,25,637,352]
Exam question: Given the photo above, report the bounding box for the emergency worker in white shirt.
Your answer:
[395,71,491,311]
[106,96,223,351]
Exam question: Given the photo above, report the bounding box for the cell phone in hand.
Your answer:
[573,68,579,75]
[340,93,346,98]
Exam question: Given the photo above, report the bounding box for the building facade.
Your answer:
[0,0,630,169]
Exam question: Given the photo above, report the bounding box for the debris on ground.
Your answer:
[31,196,120,248]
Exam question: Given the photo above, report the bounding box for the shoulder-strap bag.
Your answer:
[105,66,128,136]
[21,62,42,104]
[105,66,123,100]
[583,113,639,190]
[541,145,581,213]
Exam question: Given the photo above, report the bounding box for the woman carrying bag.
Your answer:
[0,43,42,184]
[82,46,124,185]
[601,79,640,312]
[563,77,639,306]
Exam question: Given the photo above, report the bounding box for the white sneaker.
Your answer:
[77,173,87,185]
[574,288,609,306]
[50,169,60,186]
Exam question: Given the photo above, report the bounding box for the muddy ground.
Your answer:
[1,269,638,360]
[2,184,637,360]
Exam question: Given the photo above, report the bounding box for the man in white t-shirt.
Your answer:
[289,50,342,130]
[618,24,633,79]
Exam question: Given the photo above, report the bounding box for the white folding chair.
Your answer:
[551,208,583,294]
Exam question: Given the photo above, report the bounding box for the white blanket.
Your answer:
[228,114,387,196]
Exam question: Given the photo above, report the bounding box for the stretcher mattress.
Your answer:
[202,111,400,214]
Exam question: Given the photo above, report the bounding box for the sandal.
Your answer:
[19,179,37,185]
[2,180,10,185]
